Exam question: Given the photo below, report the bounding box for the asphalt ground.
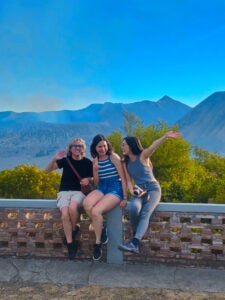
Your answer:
[0,257,225,293]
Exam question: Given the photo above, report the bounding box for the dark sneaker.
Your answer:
[101,226,108,244]
[93,243,102,261]
[118,241,139,254]
[63,225,80,245]
[72,225,80,240]
[66,240,79,260]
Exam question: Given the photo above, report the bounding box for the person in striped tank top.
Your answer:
[83,134,127,261]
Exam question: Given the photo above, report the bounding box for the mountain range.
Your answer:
[177,91,225,154]
[0,91,224,171]
[0,96,189,127]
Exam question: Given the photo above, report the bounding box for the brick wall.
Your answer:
[123,208,225,267]
[0,200,224,266]
[0,206,98,260]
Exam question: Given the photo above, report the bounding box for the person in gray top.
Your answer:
[118,131,182,254]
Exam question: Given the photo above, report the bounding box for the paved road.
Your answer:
[0,257,225,293]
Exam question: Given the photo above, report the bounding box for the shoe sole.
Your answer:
[118,245,139,254]
[93,256,102,261]
[93,253,102,261]
[93,245,102,261]
[101,237,109,245]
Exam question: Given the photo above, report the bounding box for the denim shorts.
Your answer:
[97,178,123,200]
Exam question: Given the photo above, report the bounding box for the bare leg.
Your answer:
[61,207,73,243]
[69,201,80,229]
[83,190,103,218]
[91,208,104,243]
[91,195,120,244]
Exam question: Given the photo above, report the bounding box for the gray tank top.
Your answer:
[127,155,156,185]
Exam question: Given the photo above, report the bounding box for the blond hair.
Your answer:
[67,138,86,158]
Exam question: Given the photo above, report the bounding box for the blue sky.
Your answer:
[0,0,225,112]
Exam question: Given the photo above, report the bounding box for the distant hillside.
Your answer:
[0,121,112,170]
[0,96,190,127]
[0,96,190,171]
[2,92,225,171]
[178,91,225,155]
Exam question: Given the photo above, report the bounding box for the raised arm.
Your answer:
[142,131,182,159]
[44,150,66,173]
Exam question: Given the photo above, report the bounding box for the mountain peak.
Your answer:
[157,95,191,109]
[158,95,173,102]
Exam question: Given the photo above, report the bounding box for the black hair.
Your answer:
[123,136,143,164]
[90,134,113,158]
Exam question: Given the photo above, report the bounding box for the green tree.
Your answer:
[108,118,225,204]
[1,116,225,204]
[122,111,143,135]
[107,130,123,156]
[0,164,60,199]
[192,147,225,203]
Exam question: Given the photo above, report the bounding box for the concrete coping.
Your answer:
[0,199,225,213]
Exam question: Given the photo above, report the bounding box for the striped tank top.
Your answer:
[98,156,120,180]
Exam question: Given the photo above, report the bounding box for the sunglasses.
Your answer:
[71,144,83,148]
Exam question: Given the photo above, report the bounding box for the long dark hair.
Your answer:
[123,136,143,164]
[90,134,113,158]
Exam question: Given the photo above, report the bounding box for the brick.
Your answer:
[0,206,225,267]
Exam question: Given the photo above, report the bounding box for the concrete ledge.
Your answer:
[0,199,57,208]
[1,199,225,213]
[157,202,225,213]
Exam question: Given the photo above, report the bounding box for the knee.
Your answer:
[69,202,79,213]
[91,207,102,220]
[83,199,92,213]
[130,203,140,215]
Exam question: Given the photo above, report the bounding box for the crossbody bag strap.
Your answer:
[66,158,82,181]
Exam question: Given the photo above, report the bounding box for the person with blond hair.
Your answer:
[45,138,93,260]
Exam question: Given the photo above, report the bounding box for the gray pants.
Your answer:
[126,181,161,240]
